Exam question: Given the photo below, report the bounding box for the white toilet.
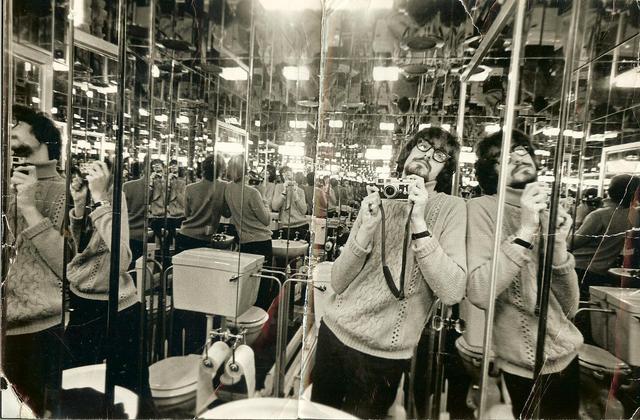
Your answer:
[577,344,630,420]
[227,306,270,346]
[149,354,200,416]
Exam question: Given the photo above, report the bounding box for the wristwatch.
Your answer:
[512,237,534,249]
[93,200,111,208]
[411,230,431,240]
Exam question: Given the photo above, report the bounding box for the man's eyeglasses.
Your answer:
[416,140,451,163]
[511,144,531,156]
[488,144,531,162]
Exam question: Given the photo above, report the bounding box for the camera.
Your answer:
[376,177,416,200]
[11,156,30,176]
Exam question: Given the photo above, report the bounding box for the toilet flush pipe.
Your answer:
[477,1,526,417]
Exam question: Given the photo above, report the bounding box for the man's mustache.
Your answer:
[511,162,534,175]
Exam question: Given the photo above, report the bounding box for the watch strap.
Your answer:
[411,230,431,240]
[512,237,534,249]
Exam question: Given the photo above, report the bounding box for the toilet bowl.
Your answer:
[312,262,333,334]
[578,344,630,419]
[149,354,200,415]
[227,306,269,346]
[455,336,493,383]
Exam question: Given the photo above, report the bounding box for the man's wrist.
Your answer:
[516,226,537,242]
[411,219,428,233]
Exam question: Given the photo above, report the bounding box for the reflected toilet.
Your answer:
[577,344,630,419]
[227,306,270,346]
[149,354,200,416]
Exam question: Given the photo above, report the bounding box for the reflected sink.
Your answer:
[272,239,309,258]
[211,233,234,249]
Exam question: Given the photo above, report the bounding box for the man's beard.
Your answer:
[509,164,537,189]
[404,158,431,182]
[11,144,34,158]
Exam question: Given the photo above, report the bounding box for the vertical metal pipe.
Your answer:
[453,81,467,195]
[477,0,526,416]
[533,0,581,398]
[105,0,128,413]
[138,0,156,397]
[0,0,13,412]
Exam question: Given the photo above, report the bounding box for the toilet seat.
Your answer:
[149,355,200,399]
[228,306,269,327]
[578,344,630,377]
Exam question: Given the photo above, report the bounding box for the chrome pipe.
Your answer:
[477,0,526,417]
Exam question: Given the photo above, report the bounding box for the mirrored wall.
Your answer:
[1,0,638,419]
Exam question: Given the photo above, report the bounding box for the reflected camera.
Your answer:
[11,156,30,176]
[376,177,415,200]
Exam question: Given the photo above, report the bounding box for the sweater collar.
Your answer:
[424,180,437,195]
[503,186,523,207]
[34,160,60,179]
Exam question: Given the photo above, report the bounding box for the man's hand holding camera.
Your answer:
[71,161,111,217]
[10,166,43,226]
[356,189,382,249]
[518,182,549,242]
[406,175,430,234]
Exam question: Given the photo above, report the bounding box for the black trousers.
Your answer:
[503,357,580,419]
[175,232,210,254]
[311,322,409,419]
[64,293,154,414]
[3,325,64,417]
[238,240,274,311]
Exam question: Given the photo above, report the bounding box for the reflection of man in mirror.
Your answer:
[272,166,309,241]
[466,130,582,419]
[571,175,640,297]
[167,159,185,218]
[574,187,602,229]
[311,127,467,419]
[5,104,66,416]
[258,164,277,208]
[123,155,151,266]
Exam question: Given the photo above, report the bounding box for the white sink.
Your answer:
[272,239,309,258]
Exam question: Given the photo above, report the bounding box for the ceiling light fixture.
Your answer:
[329,120,343,128]
[379,122,395,131]
[220,67,248,81]
[373,66,400,81]
[282,66,310,81]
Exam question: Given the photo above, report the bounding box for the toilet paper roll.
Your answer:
[207,341,232,376]
[196,341,231,415]
[223,344,256,398]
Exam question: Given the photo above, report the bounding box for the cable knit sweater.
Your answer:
[67,194,137,311]
[5,160,66,335]
[323,182,467,360]
[466,188,583,378]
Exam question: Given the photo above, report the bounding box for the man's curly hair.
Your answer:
[474,129,537,195]
[395,127,460,194]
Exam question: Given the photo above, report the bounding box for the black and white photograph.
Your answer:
[1,0,639,418]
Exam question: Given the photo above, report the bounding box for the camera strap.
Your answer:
[380,202,414,300]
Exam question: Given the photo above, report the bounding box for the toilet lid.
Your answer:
[149,355,200,392]
[228,306,269,325]
[578,344,629,373]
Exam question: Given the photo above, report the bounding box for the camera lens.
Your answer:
[384,185,397,199]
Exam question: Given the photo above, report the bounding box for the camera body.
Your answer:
[376,177,416,200]
[11,156,30,176]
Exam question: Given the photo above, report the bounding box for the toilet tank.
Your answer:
[588,286,612,349]
[172,248,264,317]
[603,288,640,367]
[459,297,486,349]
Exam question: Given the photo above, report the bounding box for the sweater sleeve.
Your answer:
[89,193,132,272]
[21,189,66,278]
[184,185,193,219]
[412,198,467,306]
[466,198,533,310]
[550,253,580,317]
[293,187,307,215]
[330,210,373,294]
[569,210,601,250]
[250,188,271,226]
[272,184,285,211]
